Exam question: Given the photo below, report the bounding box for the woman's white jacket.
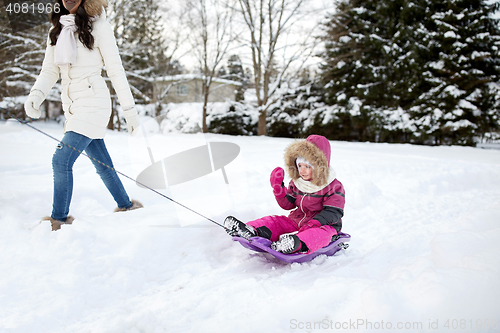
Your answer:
[31,13,136,139]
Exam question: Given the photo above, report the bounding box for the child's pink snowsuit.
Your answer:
[247,135,345,254]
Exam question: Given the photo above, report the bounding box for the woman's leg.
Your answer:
[84,139,132,210]
[51,131,92,221]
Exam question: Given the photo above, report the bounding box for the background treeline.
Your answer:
[266,0,500,146]
[1,0,500,146]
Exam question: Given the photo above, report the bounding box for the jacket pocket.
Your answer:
[68,77,96,101]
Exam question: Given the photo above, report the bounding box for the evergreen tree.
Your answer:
[227,54,244,79]
[221,54,249,101]
[208,102,257,136]
[410,0,500,145]
[320,0,500,145]
[267,69,331,139]
[321,0,405,141]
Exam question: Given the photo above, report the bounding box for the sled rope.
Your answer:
[2,110,227,230]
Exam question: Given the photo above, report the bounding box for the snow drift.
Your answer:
[1,119,499,332]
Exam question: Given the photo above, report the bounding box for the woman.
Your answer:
[24,0,142,230]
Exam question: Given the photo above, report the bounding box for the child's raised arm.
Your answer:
[270,167,295,210]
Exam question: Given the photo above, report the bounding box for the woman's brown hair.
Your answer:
[49,0,95,50]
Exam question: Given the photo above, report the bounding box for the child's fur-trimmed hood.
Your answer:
[284,135,331,187]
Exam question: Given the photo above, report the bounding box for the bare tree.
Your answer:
[0,12,49,119]
[151,3,192,115]
[185,0,235,133]
[233,0,320,135]
[107,0,187,119]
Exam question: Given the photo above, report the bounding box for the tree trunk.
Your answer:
[258,107,267,136]
[203,92,209,133]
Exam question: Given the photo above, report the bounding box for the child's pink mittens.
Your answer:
[270,167,286,198]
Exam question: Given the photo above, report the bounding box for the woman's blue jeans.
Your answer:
[51,131,132,221]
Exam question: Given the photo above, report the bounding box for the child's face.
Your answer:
[298,163,313,181]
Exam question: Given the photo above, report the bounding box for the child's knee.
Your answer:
[255,225,272,240]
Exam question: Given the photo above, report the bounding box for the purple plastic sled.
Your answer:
[232,232,351,264]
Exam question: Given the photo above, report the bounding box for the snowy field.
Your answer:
[1,118,500,333]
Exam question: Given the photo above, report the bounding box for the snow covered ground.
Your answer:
[1,119,500,333]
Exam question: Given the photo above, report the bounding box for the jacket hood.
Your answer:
[84,0,107,17]
[284,135,332,187]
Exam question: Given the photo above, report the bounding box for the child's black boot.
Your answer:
[224,216,257,239]
[271,234,307,254]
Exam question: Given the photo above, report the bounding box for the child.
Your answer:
[224,135,345,254]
